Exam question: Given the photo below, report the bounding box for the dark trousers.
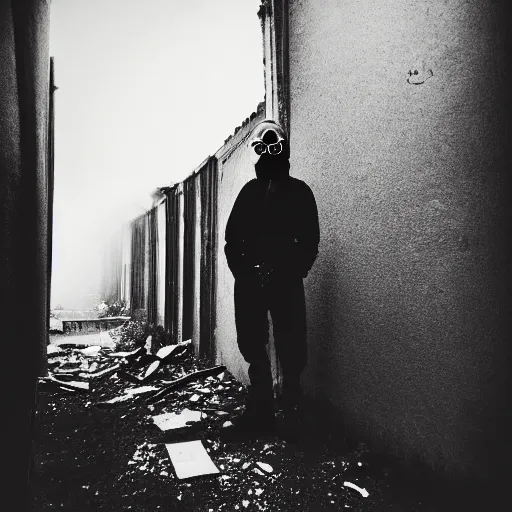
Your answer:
[234,273,308,406]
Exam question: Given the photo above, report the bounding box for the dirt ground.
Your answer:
[31,336,489,511]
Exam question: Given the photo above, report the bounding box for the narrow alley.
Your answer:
[2,1,511,508]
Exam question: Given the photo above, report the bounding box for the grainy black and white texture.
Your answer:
[2,0,512,509]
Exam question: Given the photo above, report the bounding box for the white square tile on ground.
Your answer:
[165,440,219,479]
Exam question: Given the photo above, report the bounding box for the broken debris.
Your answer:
[127,385,160,396]
[256,462,273,474]
[343,481,369,498]
[152,409,202,431]
[47,345,63,356]
[106,347,144,360]
[78,363,120,380]
[117,340,193,384]
[147,365,226,403]
[44,376,90,392]
[80,345,102,356]
[96,385,160,408]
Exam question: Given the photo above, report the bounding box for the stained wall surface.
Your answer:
[288,0,512,477]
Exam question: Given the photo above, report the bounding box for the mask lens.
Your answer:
[268,142,282,155]
[253,142,266,155]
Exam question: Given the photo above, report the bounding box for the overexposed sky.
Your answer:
[50,0,264,308]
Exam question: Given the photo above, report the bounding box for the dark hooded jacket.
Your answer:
[224,122,320,279]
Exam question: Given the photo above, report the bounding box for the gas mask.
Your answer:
[248,120,290,181]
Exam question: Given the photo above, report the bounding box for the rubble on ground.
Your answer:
[33,332,423,511]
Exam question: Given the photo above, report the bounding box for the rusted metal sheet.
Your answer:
[147,206,158,325]
[191,171,202,353]
[106,157,217,359]
[130,214,147,315]
[156,200,167,326]
[182,175,197,342]
[164,185,180,339]
[199,157,218,360]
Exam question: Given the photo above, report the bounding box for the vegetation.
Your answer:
[110,320,171,352]
[96,299,129,318]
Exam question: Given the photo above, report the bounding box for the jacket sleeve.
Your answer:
[224,187,248,278]
[297,184,320,277]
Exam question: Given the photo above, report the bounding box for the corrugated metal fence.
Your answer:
[100,102,259,359]
[198,158,218,360]
[164,185,180,339]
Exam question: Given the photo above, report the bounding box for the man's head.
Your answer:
[248,120,290,181]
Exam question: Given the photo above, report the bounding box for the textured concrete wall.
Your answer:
[0,0,51,499]
[288,0,511,478]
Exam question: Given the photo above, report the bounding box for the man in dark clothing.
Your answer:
[224,120,320,437]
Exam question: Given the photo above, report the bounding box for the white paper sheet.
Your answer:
[165,440,219,479]
[152,409,202,431]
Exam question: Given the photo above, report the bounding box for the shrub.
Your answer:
[97,299,129,318]
[131,309,148,323]
[112,320,149,351]
[111,321,172,352]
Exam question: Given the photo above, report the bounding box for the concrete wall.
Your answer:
[288,0,511,478]
[0,0,51,500]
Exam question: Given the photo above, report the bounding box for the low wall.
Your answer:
[62,316,130,334]
[52,309,99,320]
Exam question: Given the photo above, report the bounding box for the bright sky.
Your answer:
[50,0,264,309]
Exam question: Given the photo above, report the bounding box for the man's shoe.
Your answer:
[232,410,276,435]
[225,399,277,438]
[278,402,302,443]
